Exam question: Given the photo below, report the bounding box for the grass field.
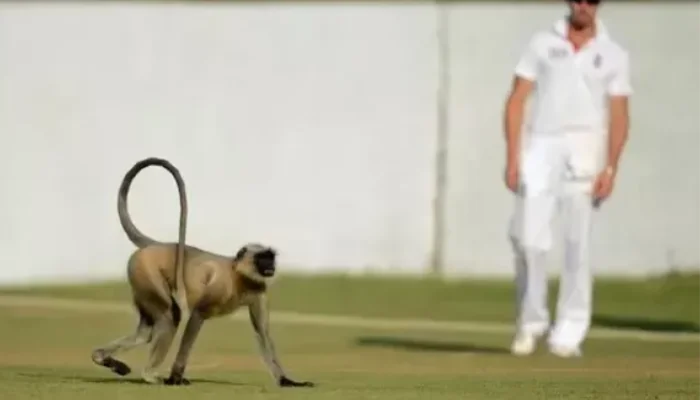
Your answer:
[0,273,697,399]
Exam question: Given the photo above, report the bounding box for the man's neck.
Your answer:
[567,17,596,50]
[567,17,596,40]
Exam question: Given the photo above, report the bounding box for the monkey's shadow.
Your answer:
[18,371,243,386]
[80,377,242,386]
[354,336,509,354]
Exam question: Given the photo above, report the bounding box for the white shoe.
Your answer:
[549,344,582,358]
[510,332,539,356]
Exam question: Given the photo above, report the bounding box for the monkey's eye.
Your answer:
[256,250,276,262]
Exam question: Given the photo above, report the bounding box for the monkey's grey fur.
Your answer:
[90,157,314,388]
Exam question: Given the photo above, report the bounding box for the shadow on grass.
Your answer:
[593,314,700,334]
[78,377,243,386]
[355,336,509,354]
[17,371,242,386]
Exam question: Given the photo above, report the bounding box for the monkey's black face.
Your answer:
[254,249,277,277]
[234,243,278,280]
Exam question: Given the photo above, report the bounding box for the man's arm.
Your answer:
[504,76,535,165]
[503,36,539,192]
[606,95,629,172]
[605,51,633,174]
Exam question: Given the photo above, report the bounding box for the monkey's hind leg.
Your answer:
[91,303,155,376]
[163,310,205,386]
[141,299,182,384]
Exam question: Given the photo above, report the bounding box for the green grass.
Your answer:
[3,272,699,329]
[0,273,697,399]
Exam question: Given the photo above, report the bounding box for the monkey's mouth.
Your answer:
[261,269,275,277]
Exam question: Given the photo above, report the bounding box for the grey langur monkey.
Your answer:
[90,157,314,388]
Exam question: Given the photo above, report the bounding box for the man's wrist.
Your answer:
[507,155,519,167]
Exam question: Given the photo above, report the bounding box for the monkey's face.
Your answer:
[234,243,278,282]
[253,248,277,277]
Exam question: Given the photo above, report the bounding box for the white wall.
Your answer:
[0,1,439,284]
[0,1,697,284]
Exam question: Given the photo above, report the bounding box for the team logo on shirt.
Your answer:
[593,54,602,69]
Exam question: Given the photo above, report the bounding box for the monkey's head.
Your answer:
[234,243,278,283]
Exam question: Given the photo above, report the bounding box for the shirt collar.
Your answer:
[552,17,610,41]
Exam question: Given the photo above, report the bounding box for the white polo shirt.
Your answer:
[515,18,633,136]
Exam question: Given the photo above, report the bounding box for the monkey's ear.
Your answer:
[234,247,247,261]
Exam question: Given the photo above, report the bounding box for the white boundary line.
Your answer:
[0,295,697,343]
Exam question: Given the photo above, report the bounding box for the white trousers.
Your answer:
[508,131,605,349]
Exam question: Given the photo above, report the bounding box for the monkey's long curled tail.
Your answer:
[118,157,189,313]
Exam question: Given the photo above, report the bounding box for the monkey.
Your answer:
[90,157,314,388]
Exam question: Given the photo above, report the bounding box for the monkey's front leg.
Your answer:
[249,294,314,388]
[164,311,204,386]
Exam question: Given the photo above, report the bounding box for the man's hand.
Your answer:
[505,160,519,193]
[592,166,616,204]
[503,76,533,194]
[595,94,628,206]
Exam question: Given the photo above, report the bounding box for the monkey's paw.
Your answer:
[91,351,131,377]
[279,376,315,388]
[105,358,132,376]
[140,369,163,385]
[164,374,191,386]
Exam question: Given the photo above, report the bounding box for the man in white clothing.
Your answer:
[503,0,632,357]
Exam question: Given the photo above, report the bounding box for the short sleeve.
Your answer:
[607,51,633,96]
[514,36,540,81]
